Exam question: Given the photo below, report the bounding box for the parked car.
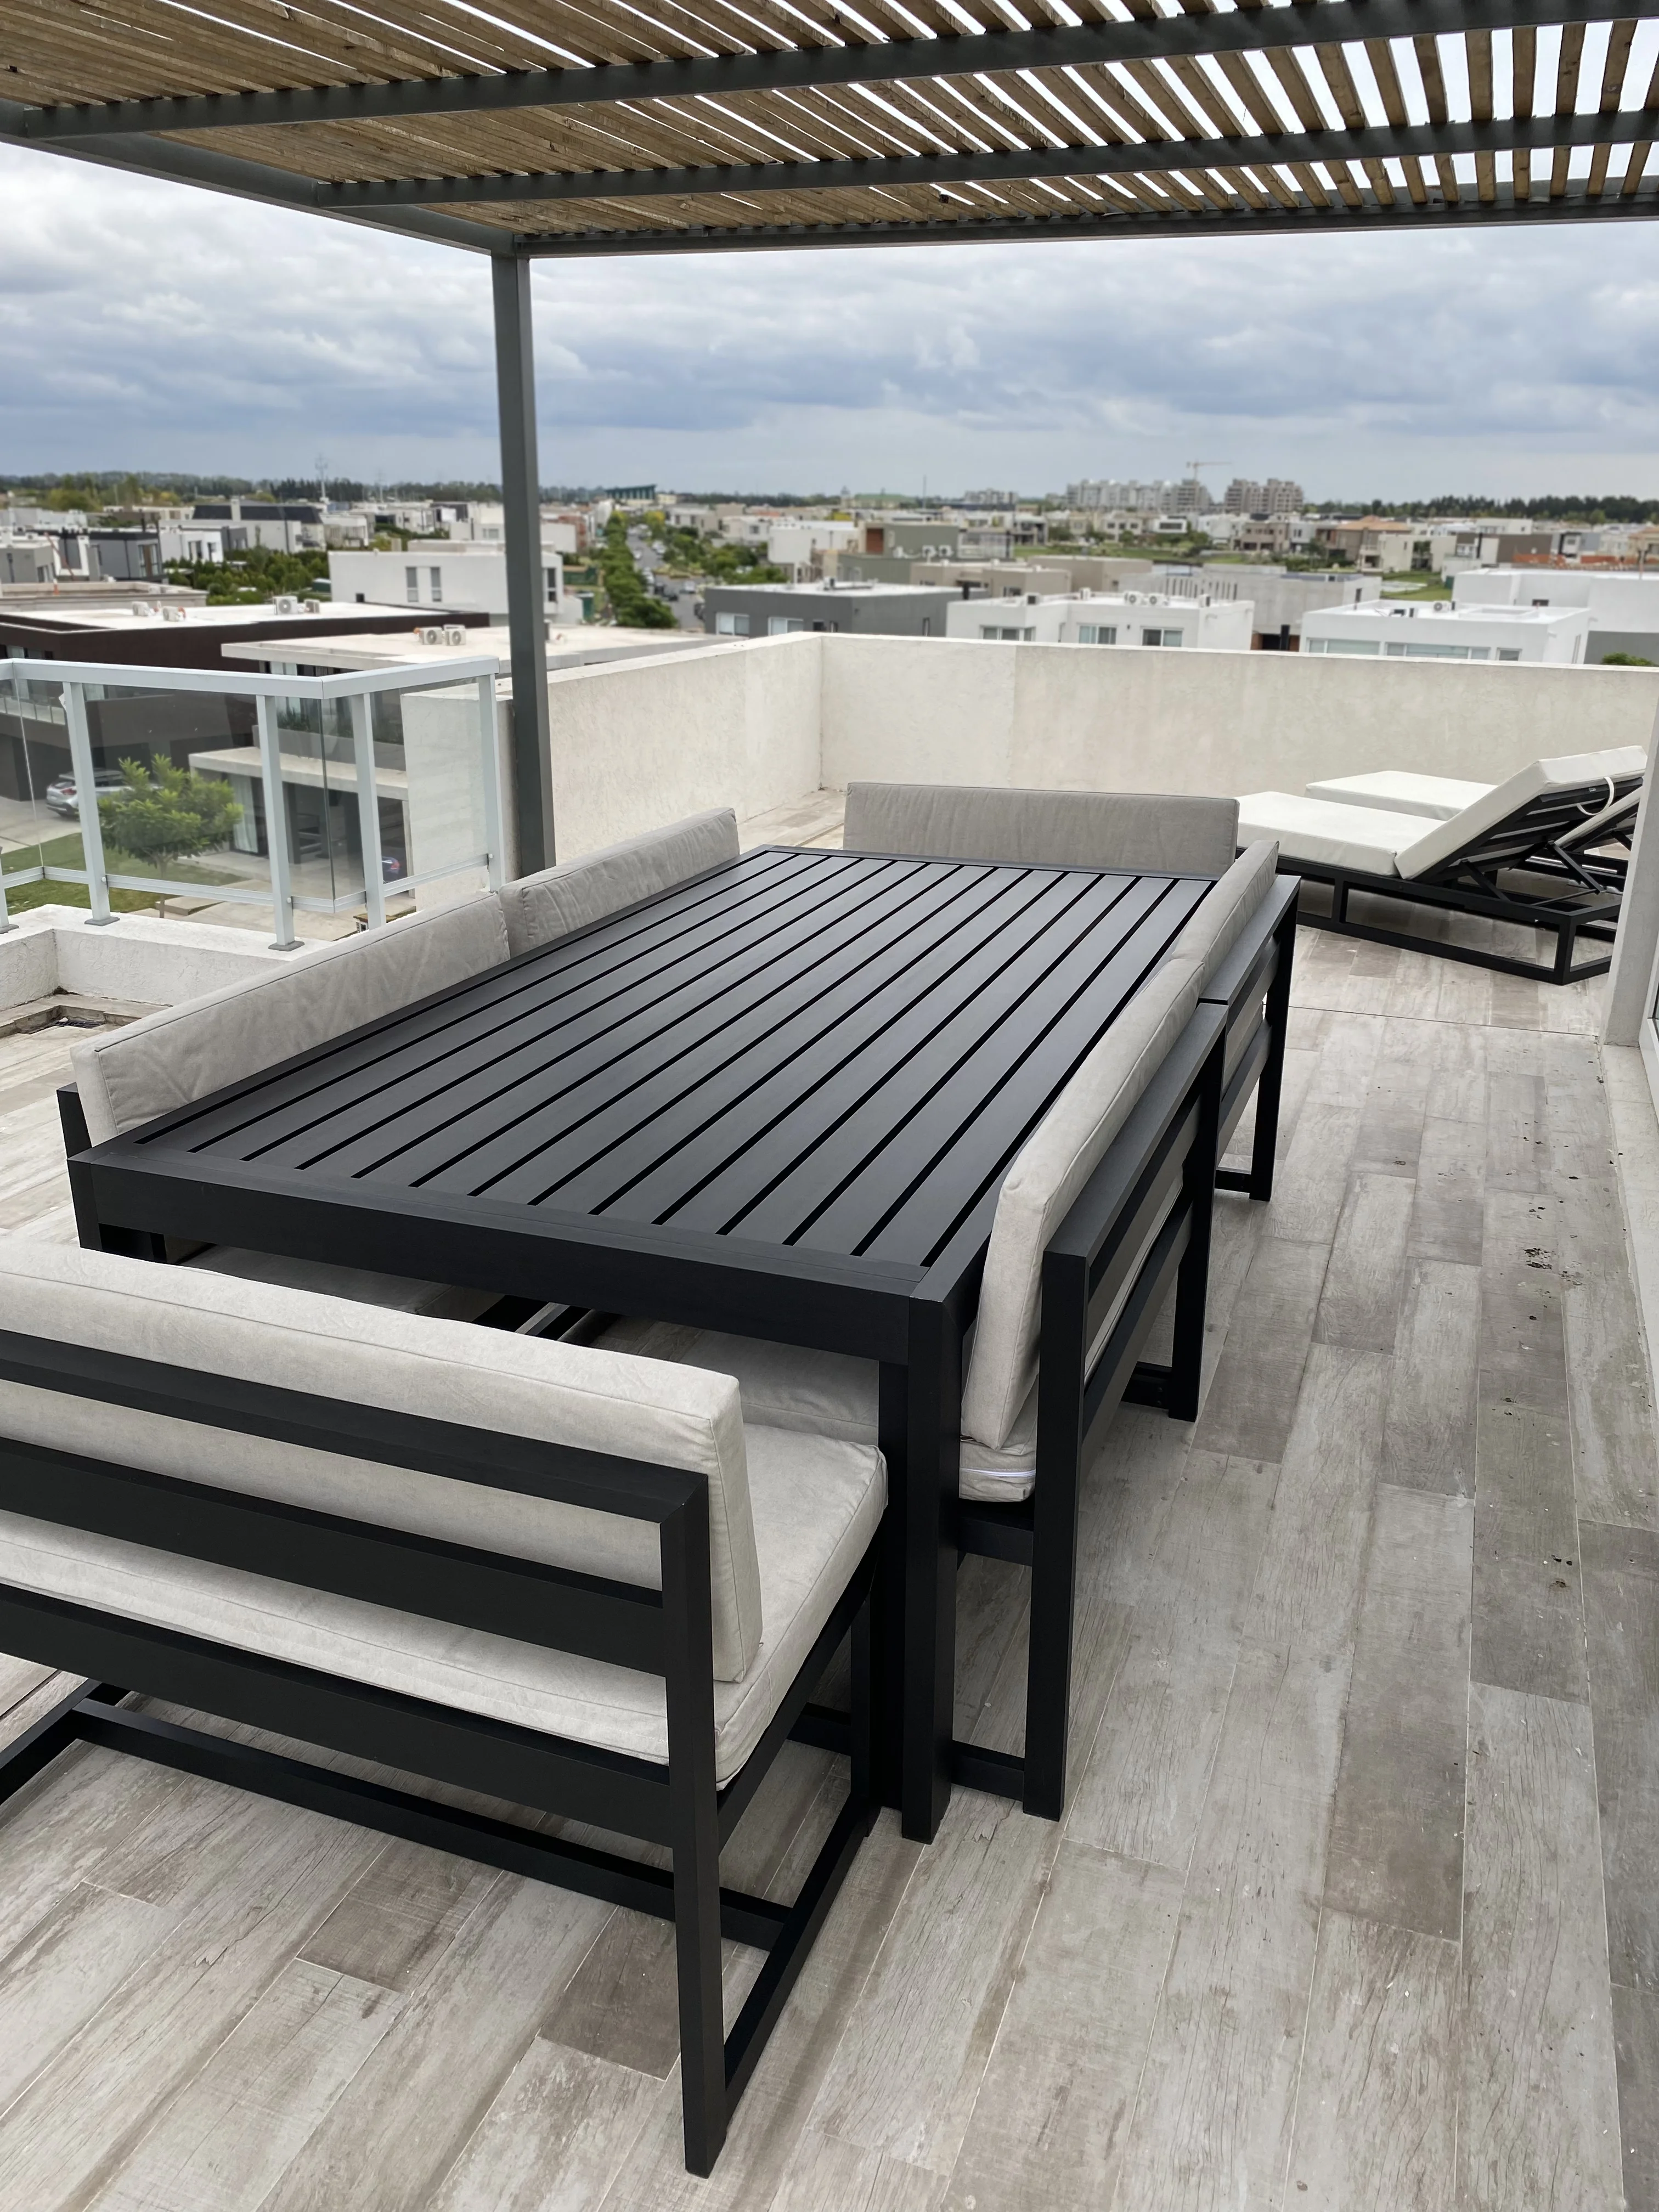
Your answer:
[44,769,127,817]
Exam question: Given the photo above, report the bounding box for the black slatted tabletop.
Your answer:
[99,845,1207,1281]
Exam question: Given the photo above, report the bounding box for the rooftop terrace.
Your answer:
[2,800,1657,2209]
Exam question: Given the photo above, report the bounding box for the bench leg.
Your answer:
[663,1503,727,2177]
[1023,1246,1087,1821]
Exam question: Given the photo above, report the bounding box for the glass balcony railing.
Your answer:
[0,653,503,946]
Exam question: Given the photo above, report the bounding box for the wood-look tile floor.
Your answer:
[1,913,1656,2212]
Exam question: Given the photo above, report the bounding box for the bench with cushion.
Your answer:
[1238,747,1647,983]
[59,810,742,1313]
[592,955,1228,1818]
[1167,839,1299,1202]
[0,1238,882,2176]
[842,781,1240,877]
[1304,770,1494,820]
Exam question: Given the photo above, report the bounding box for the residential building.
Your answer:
[765,519,861,579]
[329,543,567,623]
[1223,477,1305,515]
[0,593,469,684]
[945,588,1254,652]
[1159,565,1381,647]
[0,535,57,585]
[1314,517,1425,571]
[1301,599,1591,664]
[1066,479,1191,515]
[702,580,955,637]
[192,499,325,553]
[1450,568,1659,662]
[912,556,1156,599]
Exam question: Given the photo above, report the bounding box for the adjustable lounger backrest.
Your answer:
[960,955,1205,1450]
[0,1240,764,1680]
[843,783,1240,877]
[1168,840,1279,991]
[1395,748,1649,882]
[70,894,511,1146]
[497,809,739,958]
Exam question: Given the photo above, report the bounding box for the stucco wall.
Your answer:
[819,634,1659,799]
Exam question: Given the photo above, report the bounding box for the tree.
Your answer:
[99,758,241,872]
[1602,652,1655,667]
[597,515,676,628]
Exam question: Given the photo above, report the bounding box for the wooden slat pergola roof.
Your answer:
[2,0,1657,259]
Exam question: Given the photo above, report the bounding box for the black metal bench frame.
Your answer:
[0,1330,878,2176]
[1201,874,1299,1204]
[1278,773,1643,985]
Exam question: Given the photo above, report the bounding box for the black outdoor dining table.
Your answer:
[70,842,1212,1842]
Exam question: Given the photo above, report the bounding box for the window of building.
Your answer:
[428,567,443,604]
[715,612,750,636]
[979,624,1034,641]
[1076,624,1118,645]
[1498,647,1522,662]
[767,616,808,634]
[1142,628,1184,647]
[1384,641,1482,661]
[405,565,419,604]
[1306,637,1380,655]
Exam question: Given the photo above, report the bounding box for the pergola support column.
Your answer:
[491,252,555,874]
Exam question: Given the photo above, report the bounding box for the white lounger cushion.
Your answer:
[1235,794,1429,874]
[1305,771,1493,820]
[842,783,1240,878]
[1169,839,1279,992]
[70,894,510,1146]
[1391,748,1649,878]
[0,1240,763,1682]
[0,1419,879,1785]
[498,810,738,958]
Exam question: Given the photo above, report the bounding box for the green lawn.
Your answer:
[2,827,241,914]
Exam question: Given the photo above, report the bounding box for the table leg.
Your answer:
[881,1301,960,1846]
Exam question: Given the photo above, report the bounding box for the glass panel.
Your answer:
[78,681,279,920]
[397,674,498,899]
[0,670,59,915]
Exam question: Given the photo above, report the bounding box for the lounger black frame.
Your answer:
[0,1330,878,2176]
[1280,771,1643,985]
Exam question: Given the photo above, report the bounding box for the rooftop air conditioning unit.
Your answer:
[418,625,445,646]
[160,603,187,622]
[273,595,300,615]
[444,624,466,645]
[303,597,321,613]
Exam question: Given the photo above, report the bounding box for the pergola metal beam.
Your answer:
[14,0,1659,144]
[0,97,506,254]
[512,181,1659,257]
[323,107,1659,213]
[492,256,556,872]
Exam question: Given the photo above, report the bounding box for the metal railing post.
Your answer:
[477,672,506,889]
[63,681,115,926]
[348,691,387,931]
[255,693,300,950]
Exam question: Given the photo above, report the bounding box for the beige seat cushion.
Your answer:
[1235,793,1425,875]
[0,1418,881,1785]
[1169,840,1279,994]
[1305,771,1492,820]
[0,1240,762,1682]
[962,956,1204,1451]
[185,1246,501,1324]
[842,783,1239,877]
[70,894,510,1145]
[497,810,738,958]
[1393,748,1650,879]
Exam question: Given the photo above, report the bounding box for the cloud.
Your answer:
[1,140,1657,496]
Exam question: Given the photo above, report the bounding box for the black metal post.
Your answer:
[1248,906,1297,1202]
[661,1491,726,2177]
[1023,1240,1088,1821]
[901,1294,960,1843]
[490,252,555,875]
[1168,1038,1224,1423]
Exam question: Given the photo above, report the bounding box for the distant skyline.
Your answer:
[4,141,1658,503]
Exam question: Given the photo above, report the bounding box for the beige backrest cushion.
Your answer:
[843,783,1240,877]
[1396,747,1649,879]
[71,894,509,1147]
[0,1239,762,1679]
[961,955,1205,1450]
[1169,840,1280,992]
[498,809,739,958]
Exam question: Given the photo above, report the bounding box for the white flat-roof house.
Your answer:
[330,543,568,624]
[945,588,1255,652]
[1451,568,1659,663]
[1301,599,1592,664]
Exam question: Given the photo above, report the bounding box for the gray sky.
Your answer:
[3,139,1657,500]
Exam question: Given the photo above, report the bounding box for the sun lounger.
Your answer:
[1238,747,1647,983]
